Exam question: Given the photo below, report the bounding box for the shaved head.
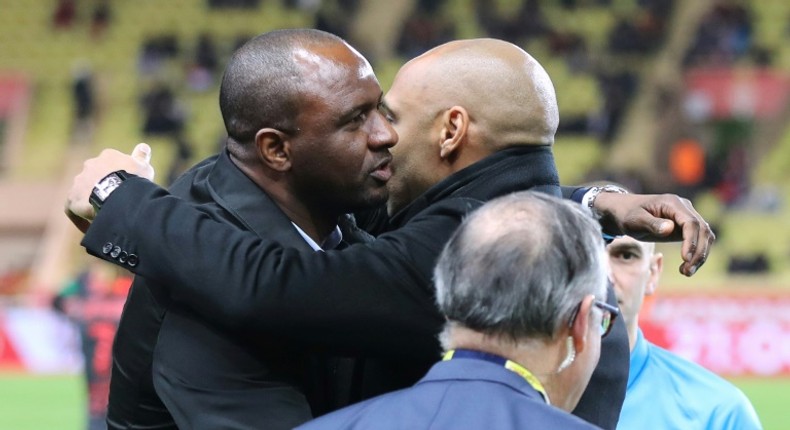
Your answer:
[400,38,558,148]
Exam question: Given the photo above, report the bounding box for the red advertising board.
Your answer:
[640,290,790,376]
[684,68,790,120]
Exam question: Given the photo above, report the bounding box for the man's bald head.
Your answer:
[219,29,351,147]
[401,38,558,148]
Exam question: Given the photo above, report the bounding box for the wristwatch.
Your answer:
[90,170,129,213]
[585,184,628,220]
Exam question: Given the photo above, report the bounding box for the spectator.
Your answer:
[187,33,219,91]
[91,0,112,39]
[140,83,185,136]
[474,0,548,44]
[52,0,77,29]
[53,261,131,430]
[71,62,96,145]
[138,35,180,75]
[396,0,456,58]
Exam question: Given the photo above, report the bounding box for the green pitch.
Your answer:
[0,373,85,430]
[727,377,788,430]
[0,373,785,429]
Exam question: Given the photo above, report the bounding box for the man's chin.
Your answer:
[386,198,407,217]
[384,183,412,216]
[352,188,389,212]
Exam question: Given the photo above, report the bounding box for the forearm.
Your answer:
[82,178,473,357]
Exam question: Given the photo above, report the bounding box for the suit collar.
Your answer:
[418,358,546,403]
[204,150,315,252]
[389,145,560,227]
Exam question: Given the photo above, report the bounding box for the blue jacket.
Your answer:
[299,356,600,429]
[617,330,762,430]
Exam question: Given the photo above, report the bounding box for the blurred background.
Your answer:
[0,0,789,428]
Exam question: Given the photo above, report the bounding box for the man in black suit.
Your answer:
[66,38,713,429]
[70,29,398,430]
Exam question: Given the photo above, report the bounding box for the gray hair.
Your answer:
[434,191,608,343]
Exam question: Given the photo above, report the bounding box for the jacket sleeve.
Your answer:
[562,186,589,202]
[81,177,482,358]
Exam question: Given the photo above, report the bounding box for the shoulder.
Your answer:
[296,389,408,430]
[645,342,760,424]
[167,154,219,195]
[647,342,731,389]
[413,197,485,218]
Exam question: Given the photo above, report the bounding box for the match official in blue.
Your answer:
[608,234,762,430]
[299,191,615,430]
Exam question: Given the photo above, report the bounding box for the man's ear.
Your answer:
[439,106,469,159]
[570,295,595,355]
[254,128,291,171]
[646,252,664,296]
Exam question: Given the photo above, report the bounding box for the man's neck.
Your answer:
[627,317,639,352]
[230,153,339,244]
[447,326,567,406]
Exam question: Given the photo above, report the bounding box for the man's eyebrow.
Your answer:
[608,242,643,254]
[338,103,370,123]
[338,92,383,124]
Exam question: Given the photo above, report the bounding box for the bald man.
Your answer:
[67,38,713,429]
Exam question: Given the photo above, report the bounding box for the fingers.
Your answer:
[131,143,151,164]
[675,197,715,277]
[613,193,715,277]
[65,208,91,234]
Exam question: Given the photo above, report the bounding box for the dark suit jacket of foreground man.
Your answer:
[106,150,363,429]
[84,145,628,429]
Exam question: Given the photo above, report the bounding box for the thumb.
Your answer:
[131,143,152,164]
[624,214,675,240]
[652,219,675,237]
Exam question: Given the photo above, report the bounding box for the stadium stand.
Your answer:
[1,0,790,296]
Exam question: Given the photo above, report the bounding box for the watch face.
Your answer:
[94,173,124,200]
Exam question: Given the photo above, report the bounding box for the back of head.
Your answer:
[219,29,345,152]
[434,191,607,343]
[408,38,559,148]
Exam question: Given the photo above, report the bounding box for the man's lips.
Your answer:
[370,157,393,182]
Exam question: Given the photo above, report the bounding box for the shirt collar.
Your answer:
[628,328,650,390]
[292,222,343,251]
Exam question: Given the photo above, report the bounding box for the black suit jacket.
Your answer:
[103,151,320,429]
[84,146,628,429]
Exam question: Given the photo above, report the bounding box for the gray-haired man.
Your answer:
[300,191,616,429]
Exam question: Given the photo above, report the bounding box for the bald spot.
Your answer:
[404,38,558,149]
[463,199,550,253]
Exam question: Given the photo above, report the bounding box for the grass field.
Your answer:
[0,373,786,429]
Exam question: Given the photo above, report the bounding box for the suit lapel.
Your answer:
[204,150,315,253]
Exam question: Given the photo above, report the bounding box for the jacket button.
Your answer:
[110,246,121,259]
[102,243,113,255]
[127,254,139,267]
[118,251,128,264]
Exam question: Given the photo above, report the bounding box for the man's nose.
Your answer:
[368,111,398,149]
